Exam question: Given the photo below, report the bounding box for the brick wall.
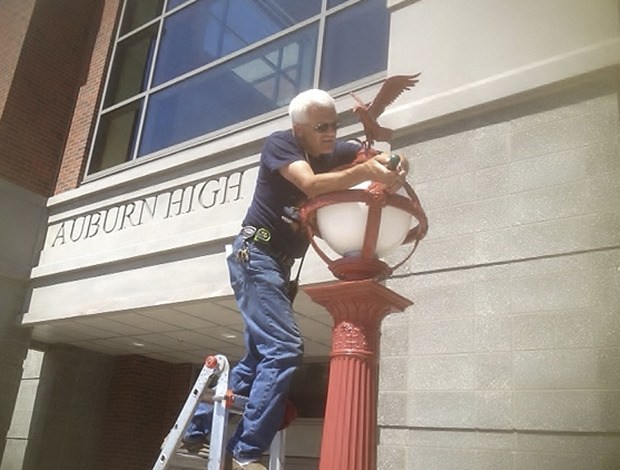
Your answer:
[96,355,193,470]
[0,0,105,197]
[54,0,121,195]
[0,0,36,119]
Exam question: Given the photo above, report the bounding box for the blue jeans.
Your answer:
[185,234,304,461]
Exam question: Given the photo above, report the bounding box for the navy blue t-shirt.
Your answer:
[243,129,360,258]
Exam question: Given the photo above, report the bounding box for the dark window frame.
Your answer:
[85,0,389,178]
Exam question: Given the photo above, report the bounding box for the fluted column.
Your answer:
[304,280,412,470]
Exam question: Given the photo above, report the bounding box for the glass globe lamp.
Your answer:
[300,178,427,281]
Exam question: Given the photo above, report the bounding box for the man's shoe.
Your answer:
[231,458,267,470]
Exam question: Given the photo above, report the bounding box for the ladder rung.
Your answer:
[152,354,287,470]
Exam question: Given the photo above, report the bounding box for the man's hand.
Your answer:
[365,153,408,193]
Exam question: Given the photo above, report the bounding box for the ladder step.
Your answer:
[153,354,288,470]
[165,453,209,470]
[197,388,248,414]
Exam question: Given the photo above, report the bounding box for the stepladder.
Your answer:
[153,354,287,470]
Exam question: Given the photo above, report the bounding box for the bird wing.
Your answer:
[367,73,420,119]
[350,92,366,110]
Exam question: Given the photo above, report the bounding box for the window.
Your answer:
[87,0,389,175]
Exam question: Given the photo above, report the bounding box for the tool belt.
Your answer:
[240,226,294,268]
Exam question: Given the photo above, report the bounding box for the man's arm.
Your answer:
[280,153,407,199]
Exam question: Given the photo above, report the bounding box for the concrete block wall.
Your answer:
[378,71,620,469]
[0,277,32,465]
[12,346,115,470]
[1,349,45,470]
[0,180,46,465]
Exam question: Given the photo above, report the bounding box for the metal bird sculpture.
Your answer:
[351,73,421,148]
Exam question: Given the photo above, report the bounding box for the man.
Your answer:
[184,89,407,469]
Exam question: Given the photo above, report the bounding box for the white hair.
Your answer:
[288,89,335,126]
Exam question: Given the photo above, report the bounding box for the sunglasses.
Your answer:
[311,121,339,133]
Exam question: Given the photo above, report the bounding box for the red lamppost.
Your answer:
[300,151,427,470]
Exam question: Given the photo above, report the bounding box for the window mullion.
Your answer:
[165,0,198,15]
[313,0,328,87]
[85,0,129,176]
[130,0,169,161]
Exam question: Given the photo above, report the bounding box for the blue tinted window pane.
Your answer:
[166,0,188,10]
[140,25,318,156]
[167,0,320,15]
[154,0,321,85]
[320,0,388,90]
[327,0,349,8]
[238,0,321,23]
